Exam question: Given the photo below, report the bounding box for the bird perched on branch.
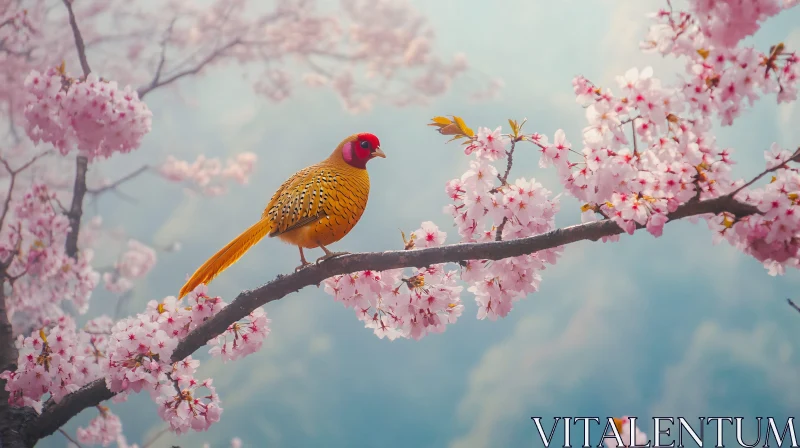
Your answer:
[178,133,385,299]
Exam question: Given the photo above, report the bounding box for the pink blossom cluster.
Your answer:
[103,239,157,294]
[324,222,464,340]
[76,406,123,447]
[0,184,99,332]
[526,3,799,275]
[253,0,476,112]
[102,285,268,432]
[540,68,730,239]
[158,152,258,196]
[643,2,799,109]
[0,315,108,412]
[209,307,271,362]
[712,145,800,275]
[446,129,563,320]
[22,68,153,161]
[0,2,35,51]
[685,0,790,49]
[1,284,270,433]
[0,1,42,120]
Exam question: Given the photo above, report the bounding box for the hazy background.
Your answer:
[41,0,800,446]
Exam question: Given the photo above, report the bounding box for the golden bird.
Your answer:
[178,133,385,299]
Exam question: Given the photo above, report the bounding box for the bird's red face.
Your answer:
[341,133,385,169]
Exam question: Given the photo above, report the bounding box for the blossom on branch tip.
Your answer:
[76,406,123,447]
[209,308,271,362]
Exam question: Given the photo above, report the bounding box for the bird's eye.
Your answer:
[360,140,370,149]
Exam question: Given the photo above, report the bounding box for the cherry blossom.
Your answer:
[324,222,464,340]
[76,406,123,447]
[687,0,784,49]
[158,153,258,196]
[23,68,153,161]
[1,184,99,333]
[155,375,222,434]
[103,239,157,294]
[208,308,271,362]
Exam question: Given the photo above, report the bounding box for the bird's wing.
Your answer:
[263,165,331,237]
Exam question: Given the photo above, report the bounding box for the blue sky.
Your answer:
[40,0,800,447]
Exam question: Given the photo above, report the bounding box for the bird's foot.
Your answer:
[294,261,312,272]
[315,251,350,264]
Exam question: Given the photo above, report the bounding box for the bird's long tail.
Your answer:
[178,218,273,298]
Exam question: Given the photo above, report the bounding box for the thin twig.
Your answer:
[145,19,177,94]
[142,426,170,448]
[61,0,91,78]
[59,428,84,448]
[136,39,240,98]
[0,150,53,233]
[498,138,517,185]
[631,119,639,157]
[25,193,761,443]
[495,217,508,241]
[87,165,150,197]
[730,148,800,198]
[788,298,800,314]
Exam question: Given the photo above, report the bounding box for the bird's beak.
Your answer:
[372,147,386,158]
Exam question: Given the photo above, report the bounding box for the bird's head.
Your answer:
[337,132,385,169]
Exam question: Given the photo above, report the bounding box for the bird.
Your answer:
[177,132,385,299]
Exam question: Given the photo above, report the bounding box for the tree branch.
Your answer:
[787,298,800,314]
[24,193,759,442]
[497,138,517,186]
[58,428,83,448]
[0,276,17,382]
[65,156,88,258]
[87,165,150,198]
[61,0,91,78]
[0,150,53,234]
[730,147,800,198]
[0,274,38,448]
[136,39,241,99]
[61,0,93,259]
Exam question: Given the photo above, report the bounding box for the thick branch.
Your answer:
[0,279,16,384]
[0,278,37,448]
[65,156,88,258]
[61,0,93,259]
[24,193,758,442]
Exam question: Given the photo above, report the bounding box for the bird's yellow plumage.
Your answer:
[178,132,384,299]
